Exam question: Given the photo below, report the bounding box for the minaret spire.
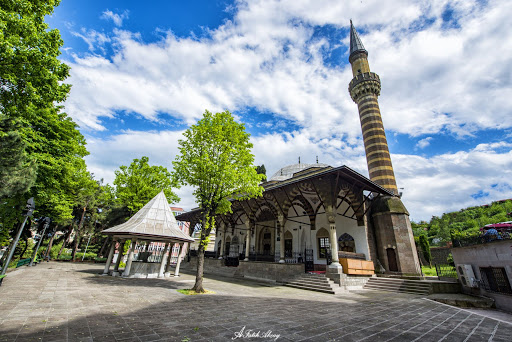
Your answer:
[348,20,398,194]
[349,19,367,62]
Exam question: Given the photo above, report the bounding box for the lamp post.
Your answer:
[1,198,35,275]
[30,217,50,267]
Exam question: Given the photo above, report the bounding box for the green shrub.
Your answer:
[94,257,107,263]
[75,252,97,261]
[57,255,72,260]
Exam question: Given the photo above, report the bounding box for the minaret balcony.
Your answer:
[348,72,382,102]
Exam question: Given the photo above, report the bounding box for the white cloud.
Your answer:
[71,28,110,52]
[62,0,512,221]
[416,137,432,149]
[101,9,129,27]
[395,143,512,221]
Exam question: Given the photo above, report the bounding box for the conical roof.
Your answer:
[102,191,194,242]
[349,20,367,58]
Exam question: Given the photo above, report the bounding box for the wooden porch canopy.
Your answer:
[175,165,394,229]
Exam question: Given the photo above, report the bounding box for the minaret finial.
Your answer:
[349,20,367,62]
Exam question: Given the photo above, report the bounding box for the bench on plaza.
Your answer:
[16,258,32,268]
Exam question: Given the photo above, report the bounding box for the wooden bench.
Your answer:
[0,274,5,286]
[16,258,32,268]
[339,257,375,275]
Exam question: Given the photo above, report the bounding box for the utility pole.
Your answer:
[1,198,35,275]
[30,217,50,267]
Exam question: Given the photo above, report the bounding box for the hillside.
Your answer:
[411,199,512,246]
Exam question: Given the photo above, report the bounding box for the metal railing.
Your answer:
[453,231,511,248]
[435,264,458,279]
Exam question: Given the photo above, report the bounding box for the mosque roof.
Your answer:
[102,191,194,243]
[349,20,367,58]
[269,162,330,182]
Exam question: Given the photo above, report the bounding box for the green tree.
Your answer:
[0,0,90,243]
[173,110,265,292]
[113,156,180,215]
[0,119,37,198]
[419,235,431,267]
[255,164,266,179]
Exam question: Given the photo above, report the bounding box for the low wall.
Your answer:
[181,257,303,283]
[128,262,161,278]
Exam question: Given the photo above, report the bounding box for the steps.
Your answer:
[284,273,341,294]
[364,277,432,295]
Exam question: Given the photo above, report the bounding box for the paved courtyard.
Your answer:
[0,262,510,342]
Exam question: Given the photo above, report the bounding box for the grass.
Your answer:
[421,266,437,276]
[177,289,215,295]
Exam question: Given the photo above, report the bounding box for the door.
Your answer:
[387,248,398,272]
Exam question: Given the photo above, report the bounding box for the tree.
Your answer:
[0,0,90,242]
[113,156,180,215]
[419,235,431,267]
[255,164,267,180]
[0,118,37,198]
[173,110,264,292]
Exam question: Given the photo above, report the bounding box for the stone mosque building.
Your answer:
[176,21,421,280]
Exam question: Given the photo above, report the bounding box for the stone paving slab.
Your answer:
[0,262,511,342]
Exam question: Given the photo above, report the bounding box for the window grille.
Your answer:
[479,267,512,295]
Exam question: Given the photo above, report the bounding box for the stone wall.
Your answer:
[452,240,512,312]
[180,257,303,283]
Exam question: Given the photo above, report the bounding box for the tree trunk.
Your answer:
[72,206,87,262]
[98,236,110,258]
[45,225,58,260]
[20,236,29,259]
[71,235,82,262]
[58,223,74,259]
[192,241,205,293]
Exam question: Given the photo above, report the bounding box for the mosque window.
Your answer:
[318,237,330,259]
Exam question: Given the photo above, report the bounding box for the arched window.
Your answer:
[316,228,330,259]
[338,233,355,253]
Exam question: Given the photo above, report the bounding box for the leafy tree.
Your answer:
[113,156,180,215]
[0,0,90,244]
[0,119,37,198]
[255,164,266,179]
[419,235,431,267]
[173,110,264,292]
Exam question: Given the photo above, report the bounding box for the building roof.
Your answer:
[349,20,367,58]
[269,162,330,181]
[102,191,194,243]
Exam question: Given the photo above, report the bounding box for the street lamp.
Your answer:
[0,198,35,276]
[30,217,50,267]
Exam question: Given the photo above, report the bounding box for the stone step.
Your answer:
[290,277,331,286]
[364,284,430,295]
[284,283,336,294]
[367,279,431,290]
[364,280,431,295]
[372,277,435,287]
[284,273,340,294]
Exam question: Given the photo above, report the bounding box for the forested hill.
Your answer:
[411,199,512,246]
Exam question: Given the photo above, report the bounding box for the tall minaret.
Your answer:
[347,21,421,275]
[348,20,398,195]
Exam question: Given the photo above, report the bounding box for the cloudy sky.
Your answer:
[47,0,512,221]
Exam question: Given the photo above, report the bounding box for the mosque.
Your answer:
[176,21,421,280]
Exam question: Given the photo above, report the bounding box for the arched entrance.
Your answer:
[225,236,231,257]
[387,248,398,272]
[284,231,293,257]
[258,227,273,255]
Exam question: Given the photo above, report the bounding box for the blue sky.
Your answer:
[47,0,512,221]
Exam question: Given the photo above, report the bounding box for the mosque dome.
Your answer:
[269,162,330,182]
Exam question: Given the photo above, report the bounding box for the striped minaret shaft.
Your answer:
[348,20,398,194]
